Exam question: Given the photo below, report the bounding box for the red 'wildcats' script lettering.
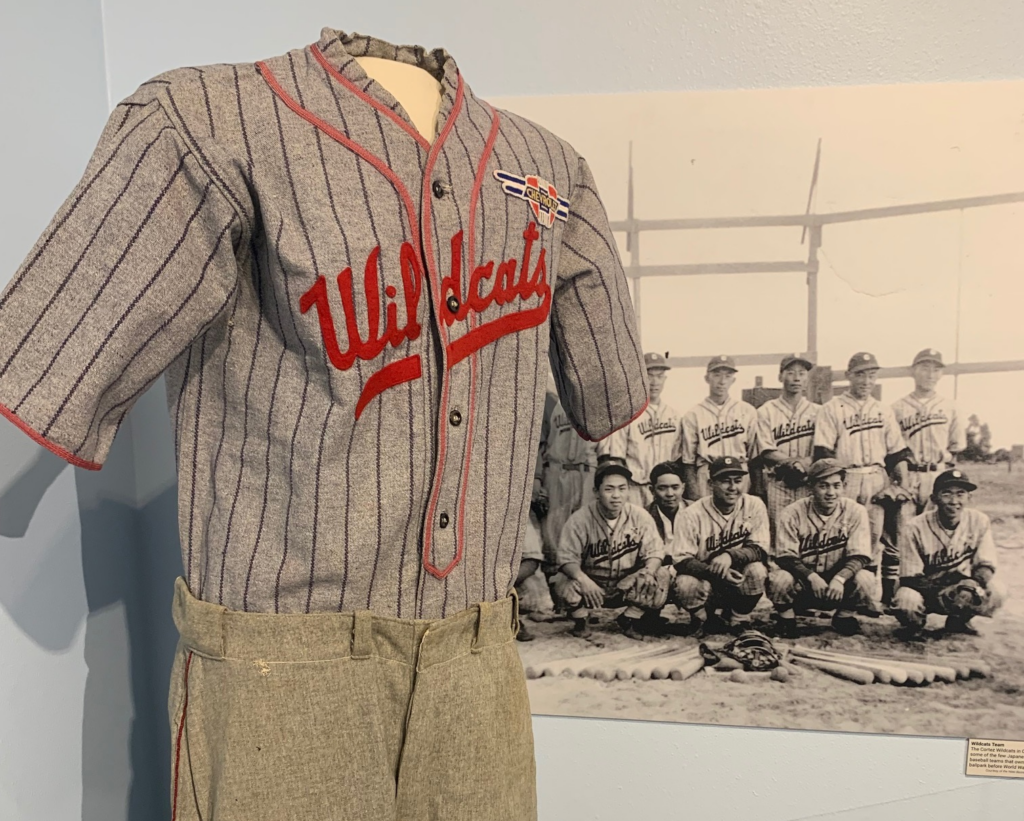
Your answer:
[300,223,551,419]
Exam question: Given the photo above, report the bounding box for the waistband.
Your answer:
[908,462,942,472]
[171,577,519,671]
[843,465,886,474]
[560,463,592,472]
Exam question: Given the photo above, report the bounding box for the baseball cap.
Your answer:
[912,348,945,367]
[709,455,747,479]
[933,468,977,494]
[645,351,671,371]
[847,352,880,373]
[707,354,737,373]
[650,461,684,485]
[594,462,632,490]
[806,458,846,483]
[780,353,814,372]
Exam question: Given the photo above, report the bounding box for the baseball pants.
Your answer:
[549,570,648,620]
[764,476,810,539]
[672,562,767,619]
[843,467,892,581]
[766,568,879,616]
[896,466,942,548]
[541,463,594,565]
[892,578,1007,630]
[168,577,536,821]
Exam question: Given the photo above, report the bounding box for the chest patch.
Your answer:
[494,170,569,228]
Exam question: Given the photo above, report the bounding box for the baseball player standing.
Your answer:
[538,394,599,569]
[767,459,880,638]
[550,463,669,639]
[675,355,759,503]
[596,352,681,507]
[893,469,1006,639]
[813,352,912,605]
[891,348,966,513]
[757,354,820,538]
[671,456,770,634]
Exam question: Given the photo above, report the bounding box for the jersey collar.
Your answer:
[312,28,464,150]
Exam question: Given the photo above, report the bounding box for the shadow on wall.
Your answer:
[0,399,182,821]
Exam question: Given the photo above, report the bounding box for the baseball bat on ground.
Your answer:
[791,647,927,685]
[525,643,669,679]
[790,656,875,685]
[582,644,689,680]
[622,647,702,681]
[668,656,707,681]
[650,649,703,680]
[790,647,914,686]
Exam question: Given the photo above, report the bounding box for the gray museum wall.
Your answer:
[2,2,1024,819]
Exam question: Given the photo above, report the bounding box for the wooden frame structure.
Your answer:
[611,143,1024,385]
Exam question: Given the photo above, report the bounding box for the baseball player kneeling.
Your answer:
[550,463,671,640]
[767,459,880,638]
[671,456,770,635]
[893,469,1006,639]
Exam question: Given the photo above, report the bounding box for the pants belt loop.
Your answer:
[471,600,493,654]
[351,610,373,660]
[509,587,521,636]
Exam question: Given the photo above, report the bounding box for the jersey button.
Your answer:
[439,512,450,529]
[449,410,462,427]
[446,295,460,314]
[432,180,446,199]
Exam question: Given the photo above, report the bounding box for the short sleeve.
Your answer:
[973,513,998,571]
[0,99,245,469]
[548,155,647,441]
[883,406,907,455]
[636,509,666,562]
[678,410,700,465]
[743,403,760,460]
[775,505,801,559]
[948,404,966,454]
[813,403,838,451]
[756,404,778,454]
[747,497,771,553]
[556,509,586,567]
[677,507,702,560]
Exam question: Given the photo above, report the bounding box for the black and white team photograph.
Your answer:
[494,78,1024,740]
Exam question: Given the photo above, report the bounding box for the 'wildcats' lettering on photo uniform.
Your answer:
[894,472,1006,632]
[812,352,909,595]
[540,397,598,567]
[596,351,681,508]
[550,498,665,612]
[675,356,758,501]
[757,374,820,532]
[891,349,966,512]
[767,478,879,631]
[671,464,770,627]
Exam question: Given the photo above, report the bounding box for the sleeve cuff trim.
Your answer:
[0,400,101,471]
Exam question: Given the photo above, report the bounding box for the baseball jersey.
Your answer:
[757,396,819,466]
[775,497,872,577]
[544,398,598,468]
[675,397,758,466]
[901,508,998,581]
[891,393,965,466]
[677,494,771,563]
[0,28,647,619]
[648,501,687,563]
[596,400,681,484]
[813,393,906,468]
[556,501,664,587]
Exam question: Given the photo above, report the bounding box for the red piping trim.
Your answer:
[355,355,422,420]
[420,74,466,580]
[574,397,651,444]
[455,104,501,570]
[0,400,101,470]
[309,44,432,152]
[170,651,194,821]
[256,61,422,251]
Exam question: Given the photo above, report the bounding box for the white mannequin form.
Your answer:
[355,56,443,144]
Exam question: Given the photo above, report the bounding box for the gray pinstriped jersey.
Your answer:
[0,28,647,618]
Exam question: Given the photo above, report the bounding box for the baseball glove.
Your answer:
[616,566,673,610]
[872,483,914,506]
[939,578,986,617]
[774,460,808,490]
[700,629,783,672]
